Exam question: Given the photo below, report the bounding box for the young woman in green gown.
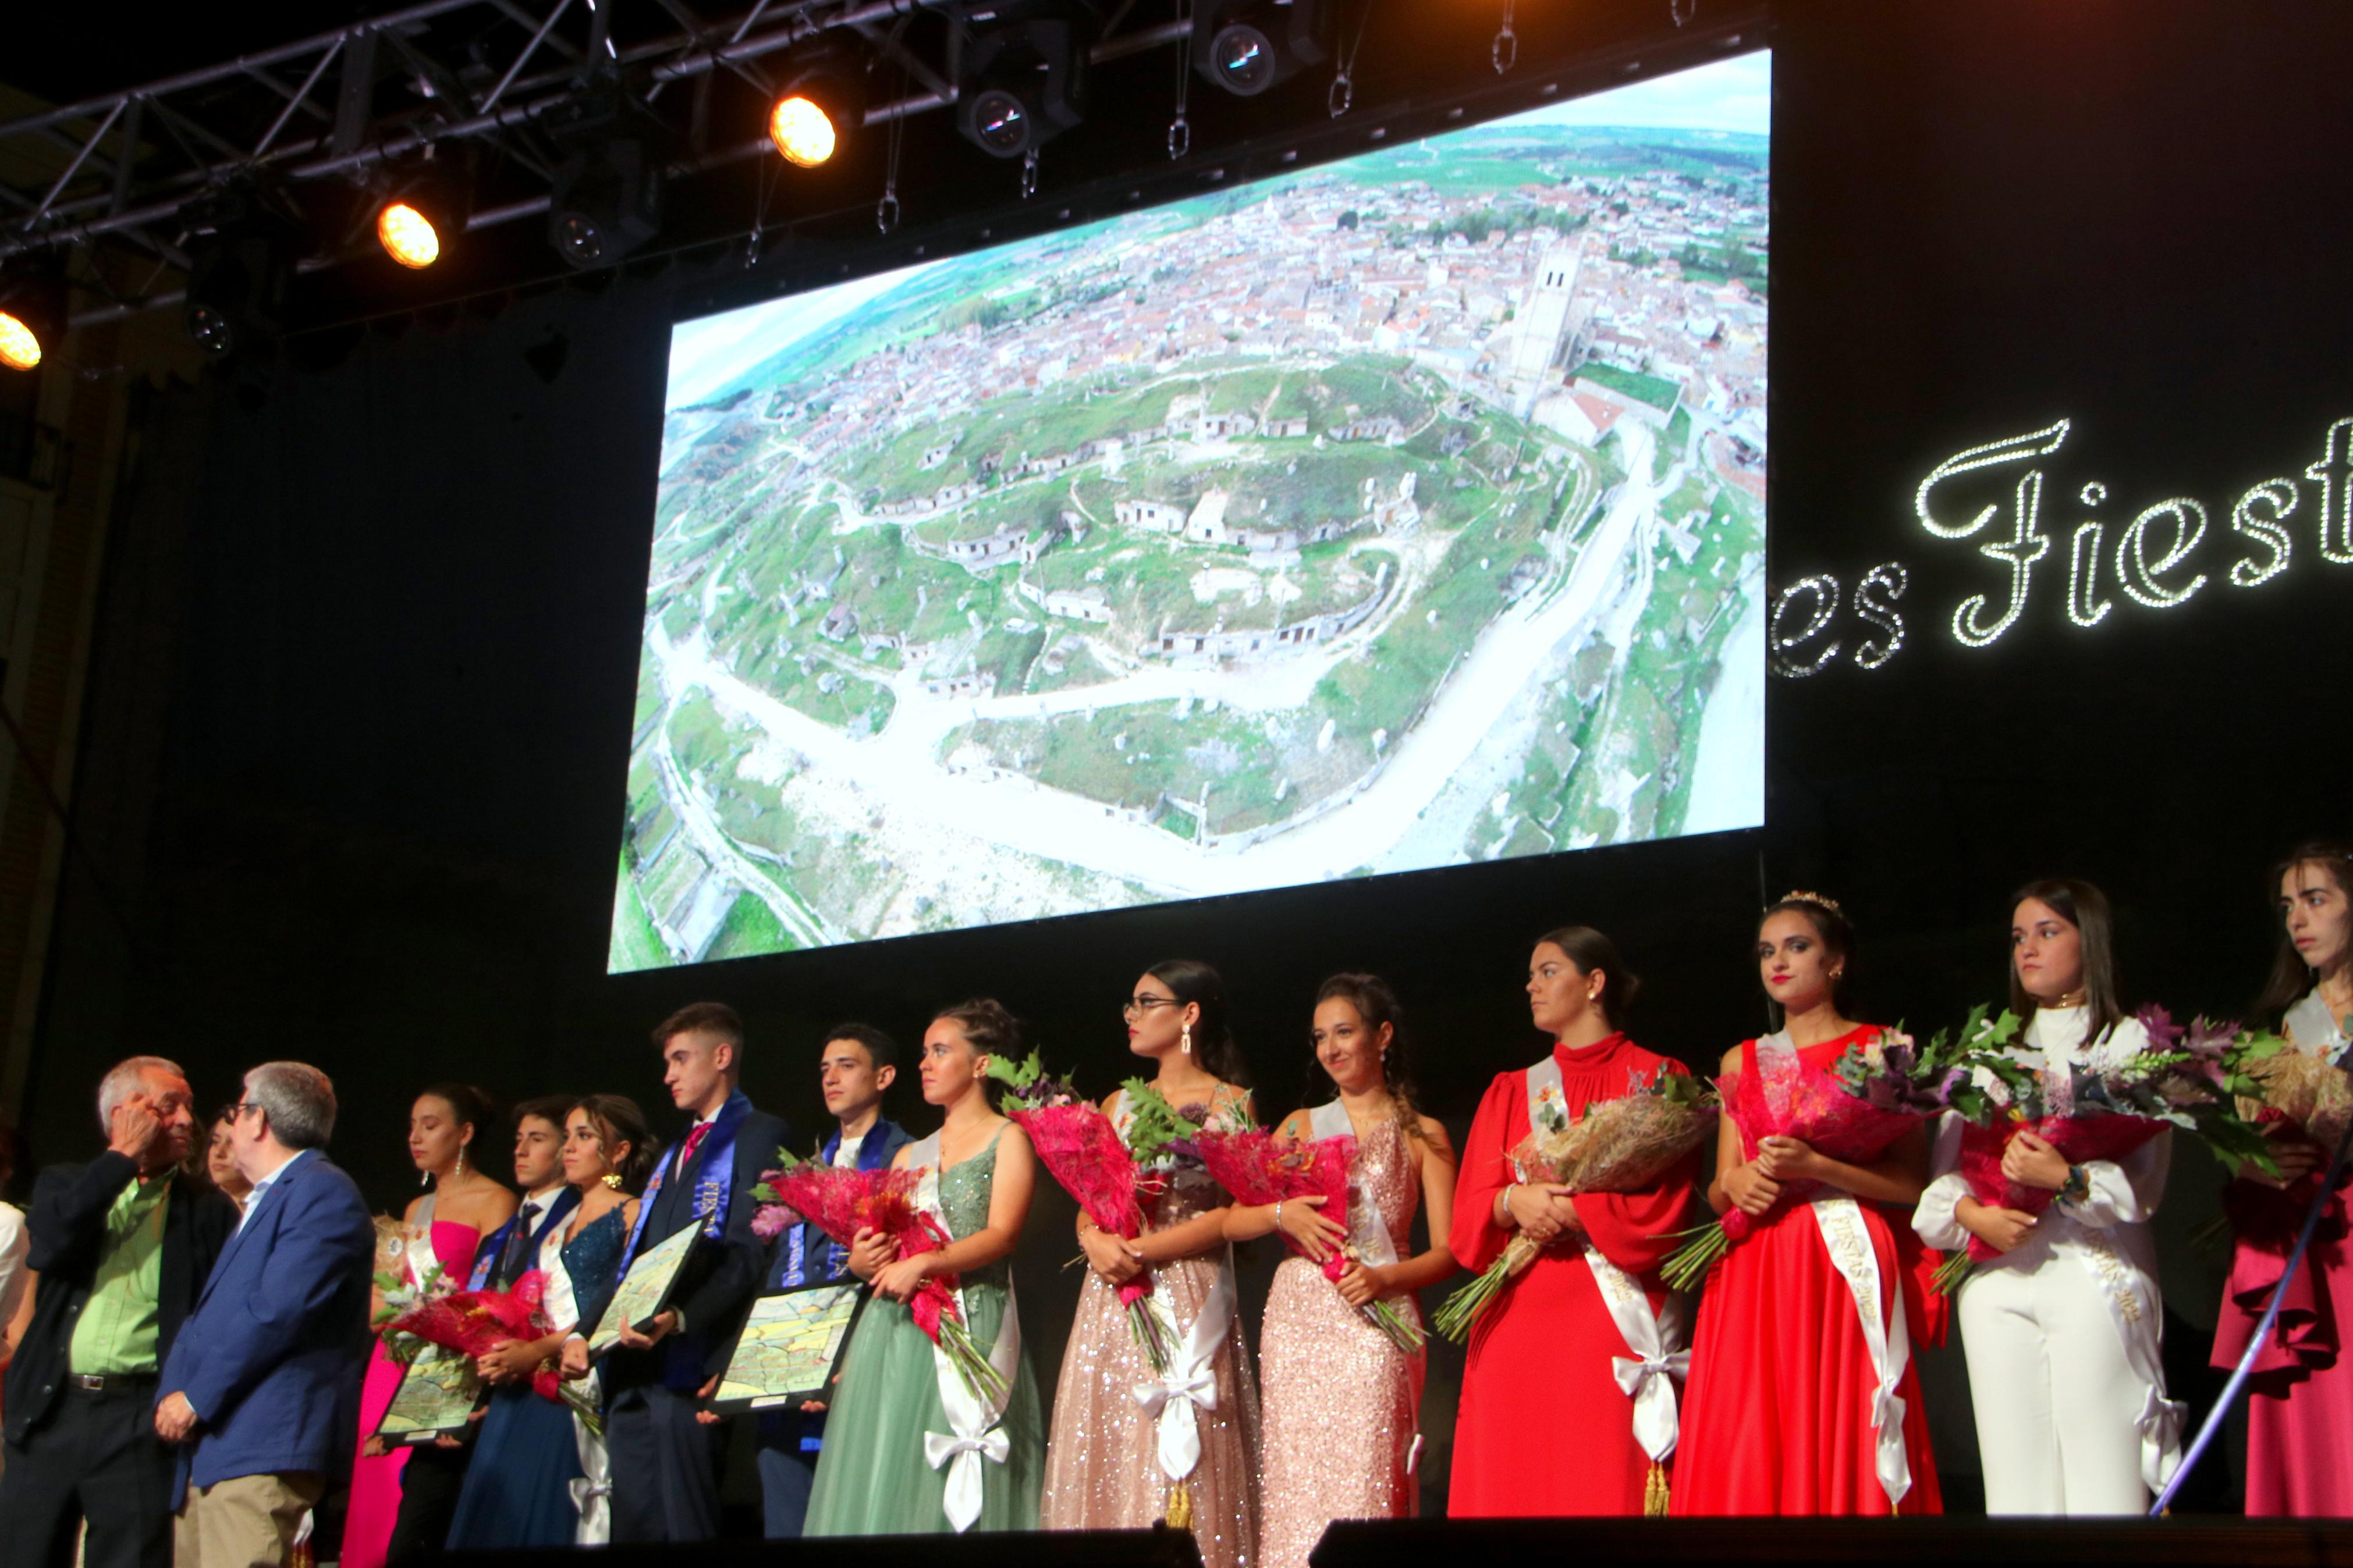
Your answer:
[805,999,1046,1535]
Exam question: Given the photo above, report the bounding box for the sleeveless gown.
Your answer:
[1448,1033,1699,1516]
[347,1208,482,1568]
[1258,1113,1424,1568]
[1041,1091,1261,1568]
[1673,1029,1942,1516]
[442,1206,629,1550]
[805,1126,1044,1534]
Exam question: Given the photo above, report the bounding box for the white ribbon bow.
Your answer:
[2137,1383,2187,1492]
[926,1425,1014,1531]
[1611,1347,1692,1464]
[1130,1255,1237,1482]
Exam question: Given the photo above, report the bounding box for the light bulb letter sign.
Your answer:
[1915,420,2069,649]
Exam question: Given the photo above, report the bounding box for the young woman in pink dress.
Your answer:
[1226,973,1457,1568]
[1674,894,1942,1516]
[2214,841,2353,1514]
[346,1084,515,1568]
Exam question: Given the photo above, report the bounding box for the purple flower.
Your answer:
[750,1202,801,1241]
[2136,1003,2185,1055]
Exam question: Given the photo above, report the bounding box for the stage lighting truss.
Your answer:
[954,13,1092,162]
[179,182,306,360]
[1193,0,1332,98]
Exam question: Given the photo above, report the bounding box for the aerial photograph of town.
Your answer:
[611,53,1770,968]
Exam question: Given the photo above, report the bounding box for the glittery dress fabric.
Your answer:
[1672,1030,1942,1516]
[1257,1112,1425,1568]
[1446,1033,1700,1516]
[806,1128,1044,1535]
[1040,1092,1260,1568]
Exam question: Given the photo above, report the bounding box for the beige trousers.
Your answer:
[173,1471,324,1568]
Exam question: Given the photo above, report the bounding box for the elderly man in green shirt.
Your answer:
[0,1057,239,1568]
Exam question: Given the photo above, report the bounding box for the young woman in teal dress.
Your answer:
[805,999,1046,1535]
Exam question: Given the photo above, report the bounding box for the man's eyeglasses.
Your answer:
[1120,995,1180,1016]
[219,1102,260,1123]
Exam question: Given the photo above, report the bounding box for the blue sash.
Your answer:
[467,1186,581,1290]
[620,1088,751,1274]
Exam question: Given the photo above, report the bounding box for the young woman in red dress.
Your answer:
[1447,926,1702,1516]
[1671,893,1943,1516]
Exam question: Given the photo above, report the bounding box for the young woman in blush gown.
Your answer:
[349,1085,516,1568]
[1675,895,1942,1517]
[1449,927,1702,1516]
[446,1095,652,1549]
[1041,960,1260,1568]
[805,1000,1045,1535]
[1913,878,2176,1514]
[2212,842,2353,1514]
[1226,973,1456,1567]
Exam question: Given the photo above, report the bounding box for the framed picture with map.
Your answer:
[708,1282,868,1412]
[375,1346,481,1442]
[585,1222,701,1357]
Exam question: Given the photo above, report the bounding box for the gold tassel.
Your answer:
[1643,1460,1670,1517]
[1166,1480,1194,1531]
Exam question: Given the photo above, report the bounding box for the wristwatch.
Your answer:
[2059,1163,2091,1206]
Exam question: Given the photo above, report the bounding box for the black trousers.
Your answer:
[0,1384,175,1568]
[385,1437,472,1562]
[605,1382,721,1543]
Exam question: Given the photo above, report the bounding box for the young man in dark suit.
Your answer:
[572,1002,790,1543]
[154,1061,375,1568]
[757,1022,915,1538]
[0,1057,237,1568]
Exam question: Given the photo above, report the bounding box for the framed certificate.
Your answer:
[708,1282,868,1413]
[375,1346,481,1442]
[586,1222,700,1358]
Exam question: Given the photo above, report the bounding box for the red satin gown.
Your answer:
[1671,1029,1942,1516]
[1448,1033,1700,1516]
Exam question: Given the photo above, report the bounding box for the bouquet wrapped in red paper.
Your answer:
[1932,1005,2278,1292]
[1660,1025,1951,1290]
[1194,1126,1423,1353]
[1432,1064,1716,1342]
[750,1147,1005,1401]
[379,1268,603,1428]
[982,1051,1201,1373]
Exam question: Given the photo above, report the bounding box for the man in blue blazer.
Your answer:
[154,1062,373,1568]
[755,1022,913,1538]
[576,1002,789,1543]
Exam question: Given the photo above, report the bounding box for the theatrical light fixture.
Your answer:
[377,202,441,268]
[954,15,1089,160]
[545,86,672,271]
[374,155,471,271]
[0,268,64,372]
[180,184,305,361]
[1193,0,1331,97]
[769,45,866,169]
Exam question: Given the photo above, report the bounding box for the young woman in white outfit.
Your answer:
[1912,877,2182,1514]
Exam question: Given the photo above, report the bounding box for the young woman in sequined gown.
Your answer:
[1040,960,1261,1568]
[806,1001,1045,1535]
[1224,973,1457,1568]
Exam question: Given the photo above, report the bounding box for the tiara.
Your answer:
[1773,889,1845,916]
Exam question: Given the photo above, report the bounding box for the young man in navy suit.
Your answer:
[756,1022,914,1538]
[0,1057,237,1568]
[154,1062,374,1568]
[569,1002,789,1542]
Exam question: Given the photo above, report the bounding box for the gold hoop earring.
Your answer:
[1181,1022,1193,1055]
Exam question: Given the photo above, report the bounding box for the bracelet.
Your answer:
[2060,1164,2091,1205]
[1274,1199,1284,1233]
[1495,1184,1517,1226]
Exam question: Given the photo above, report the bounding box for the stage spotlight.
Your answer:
[1193,0,1330,97]
[181,184,304,361]
[375,155,470,269]
[545,87,671,271]
[954,15,1089,161]
[770,45,866,168]
[0,268,66,372]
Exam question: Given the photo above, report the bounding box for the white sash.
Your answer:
[1753,1030,1914,1507]
[2286,990,2351,1060]
[1307,1100,1404,1269]
[1521,1055,1689,1465]
[906,1132,1024,1533]
[1130,1254,1237,1483]
[2069,1226,2184,1492]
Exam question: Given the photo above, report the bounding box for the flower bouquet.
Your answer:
[379,1267,606,1432]
[2235,1025,2348,1153]
[750,1147,1006,1402]
[982,1051,1201,1373]
[1194,1126,1425,1352]
[1660,1026,1951,1291]
[1932,1004,2279,1292]
[1432,1064,1716,1342]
